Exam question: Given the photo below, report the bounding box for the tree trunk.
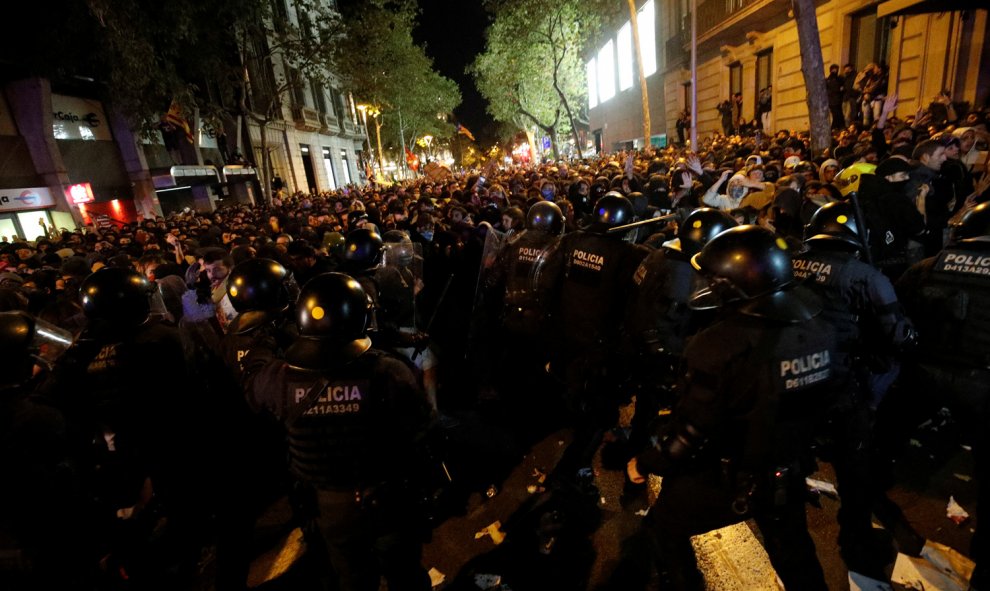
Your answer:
[549,129,561,161]
[792,0,831,155]
[628,0,651,148]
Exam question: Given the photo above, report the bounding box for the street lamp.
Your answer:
[357,104,385,181]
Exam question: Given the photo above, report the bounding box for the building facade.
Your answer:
[0,0,367,241]
[588,0,990,151]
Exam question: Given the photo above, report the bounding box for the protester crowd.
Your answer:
[2,95,990,591]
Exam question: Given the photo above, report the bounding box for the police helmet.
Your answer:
[79,267,158,329]
[526,201,565,235]
[323,231,346,258]
[227,258,290,313]
[834,162,876,197]
[0,311,73,387]
[381,230,416,267]
[676,208,739,257]
[950,202,990,246]
[589,191,634,233]
[342,228,384,273]
[691,225,819,321]
[284,272,372,370]
[804,202,863,250]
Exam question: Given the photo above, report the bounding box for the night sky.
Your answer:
[412,0,493,145]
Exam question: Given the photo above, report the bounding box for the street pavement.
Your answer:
[234,397,979,591]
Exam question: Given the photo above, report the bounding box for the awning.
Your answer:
[154,165,221,190]
[222,165,258,183]
[877,0,986,17]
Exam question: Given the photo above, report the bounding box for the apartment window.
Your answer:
[850,9,893,70]
[340,149,352,184]
[587,59,598,109]
[617,21,634,91]
[597,40,616,103]
[729,62,742,96]
[639,0,657,76]
[271,0,288,34]
[289,68,307,108]
[756,50,773,96]
[311,79,328,114]
[322,147,337,190]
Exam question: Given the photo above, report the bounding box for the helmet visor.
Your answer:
[30,317,75,371]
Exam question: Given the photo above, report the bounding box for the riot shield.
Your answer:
[376,240,424,331]
[466,222,508,365]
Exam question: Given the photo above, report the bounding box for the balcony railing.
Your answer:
[667,32,688,65]
[292,106,321,132]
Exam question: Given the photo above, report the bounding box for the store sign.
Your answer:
[65,183,95,205]
[0,186,56,212]
[51,94,113,141]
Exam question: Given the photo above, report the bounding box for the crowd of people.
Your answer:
[2,97,990,590]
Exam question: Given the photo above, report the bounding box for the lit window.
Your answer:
[618,22,633,91]
[597,40,616,103]
[587,59,598,109]
[639,0,657,77]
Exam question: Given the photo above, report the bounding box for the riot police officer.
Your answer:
[0,311,83,588]
[49,267,215,589]
[243,273,433,591]
[793,201,917,573]
[623,226,835,590]
[540,192,650,485]
[614,209,738,475]
[484,201,567,441]
[218,258,298,590]
[894,203,990,590]
[489,200,565,343]
[222,258,296,380]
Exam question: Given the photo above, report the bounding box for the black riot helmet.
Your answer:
[950,202,990,247]
[227,258,290,313]
[804,201,863,251]
[284,272,372,370]
[225,258,291,335]
[526,201,565,235]
[0,311,74,387]
[342,228,384,273]
[691,225,819,322]
[588,191,634,234]
[676,208,740,257]
[79,267,158,329]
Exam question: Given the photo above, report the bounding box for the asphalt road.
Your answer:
[235,397,979,591]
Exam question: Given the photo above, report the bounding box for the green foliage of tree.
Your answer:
[470,0,618,158]
[333,0,461,159]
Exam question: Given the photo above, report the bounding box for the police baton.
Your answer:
[606,213,678,235]
[847,192,873,266]
[414,274,455,361]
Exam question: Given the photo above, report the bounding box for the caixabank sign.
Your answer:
[51,95,112,141]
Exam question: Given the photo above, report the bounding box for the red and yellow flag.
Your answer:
[163,100,194,144]
[456,123,476,142]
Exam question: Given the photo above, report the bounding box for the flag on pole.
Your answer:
[163,100,195,144]
[404,147,420,172]
[456,123,476,142]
